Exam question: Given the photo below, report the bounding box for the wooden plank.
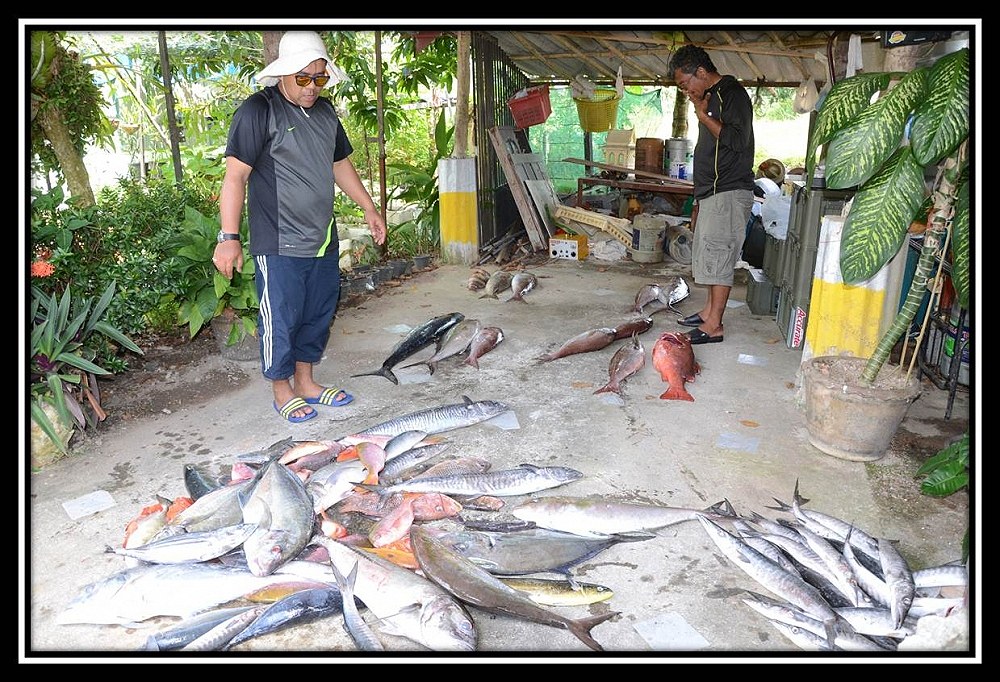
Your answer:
[488,127,548,251]
[563,156,694,186]
[525,179,560,238]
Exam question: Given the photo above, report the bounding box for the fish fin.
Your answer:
[592,384,618,396]
[610,532,657,543]
[350,367,399,385]
[463,356,479,369]
[765,498,793,512]
[659,386,695,401]
[792,478,811,506]
[567,611,618,652]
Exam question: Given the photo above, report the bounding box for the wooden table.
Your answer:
[576,176,694,214]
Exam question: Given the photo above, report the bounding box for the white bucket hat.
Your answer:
[255,31,348,87]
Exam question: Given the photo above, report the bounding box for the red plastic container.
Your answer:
[507,85,552,128]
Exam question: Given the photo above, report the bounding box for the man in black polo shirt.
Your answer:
[670,45,755,345]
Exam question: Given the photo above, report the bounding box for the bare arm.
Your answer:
[334,157,386,245]
[214,156,253,277]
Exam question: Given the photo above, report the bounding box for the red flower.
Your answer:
[31,261,55,278]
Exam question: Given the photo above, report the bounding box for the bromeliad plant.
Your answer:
[916,430,970,560]
[30,281,144,454]
[807,46,970,385]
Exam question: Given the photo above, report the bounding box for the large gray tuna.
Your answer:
[240,458,316,576]
[409,525,617,651]
[351,311,465,384]
[400,318,482,375]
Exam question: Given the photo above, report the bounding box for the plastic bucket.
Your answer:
[666,138,694,179]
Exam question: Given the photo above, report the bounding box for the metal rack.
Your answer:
[911,237,970,420]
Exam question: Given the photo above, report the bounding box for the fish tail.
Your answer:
[567,611,618,651]
[351,367,399,385]
[592,383,618,396]
[659,386,695,401]
[478,293,498,299]
[463,356,480,369]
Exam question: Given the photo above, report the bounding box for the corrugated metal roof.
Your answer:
[483,27,961,88]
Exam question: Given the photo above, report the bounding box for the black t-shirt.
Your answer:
[692,75,756,201]
[225,86,353,257]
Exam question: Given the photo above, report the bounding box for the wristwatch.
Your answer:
[217,230,240,243]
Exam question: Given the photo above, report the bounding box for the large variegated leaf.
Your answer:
[911,48,969,166]
[841,147,926,283]
[951,177,970,309]
[825,68,927,190]
[806,72,891,181]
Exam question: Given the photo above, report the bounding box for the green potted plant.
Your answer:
[800,46,969,461]
[165,205,260,359]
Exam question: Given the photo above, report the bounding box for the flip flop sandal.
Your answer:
[678,314,705,327]
[687,328,724,345]
[274,397,318,423]
[303,388,354,407]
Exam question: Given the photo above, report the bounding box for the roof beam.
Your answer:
[718,30,766,81]
[768,31,813,80]
[510,32,575,80]
[548,33,618,80]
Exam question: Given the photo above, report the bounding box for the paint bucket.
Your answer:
[665,138,693,179]
[634,138,664,175]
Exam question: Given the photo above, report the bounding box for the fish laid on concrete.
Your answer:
[241,458,316,577]
[594,335,646,397]
[479,269,513,299]
[506,271,538,303]
[463,326,504,369]
[329,560,385,651]
[611,315,653,340]
[429,525,653,579]
[142,605,259,651]
[409,525,617,651]
[225,586,346,650]
[651,330,700,401]
[538,327,617,363]
[370,463,583,498]
[695,514,839,643]
[108,522,258,565]
[510,495,723,538]
[632,283,665,313]
[497,577,614,607]
[343,396,512,443]
[352,311,466,384]
[401,318,482,375]
[57,563,301,626]
[286,536,477,651]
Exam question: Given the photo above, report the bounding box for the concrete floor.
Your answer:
[23,257,975,662]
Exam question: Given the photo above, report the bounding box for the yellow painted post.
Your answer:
[438,157,479,264]
[801,216,907,366]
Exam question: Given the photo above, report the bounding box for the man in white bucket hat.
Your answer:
[214,31,385,423]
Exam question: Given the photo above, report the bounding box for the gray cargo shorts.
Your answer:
[692,189,754,286]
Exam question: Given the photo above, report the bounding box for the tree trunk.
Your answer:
[158,31,184,186]
[36,103,95,208]
[263,31,282,64]
[454,31,471,159]
[672,89,689,139]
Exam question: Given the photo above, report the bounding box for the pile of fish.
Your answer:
[536,278,701,401]
[695,482,969,651]
[467,267,539,303]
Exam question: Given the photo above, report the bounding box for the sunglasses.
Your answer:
[293,73,330,87]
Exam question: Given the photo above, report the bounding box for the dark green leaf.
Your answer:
[825,68,927,190]
[919,464,969,497]
[840,147,926,283]
[910,48,969,166]
[30,401,69,454]
[951,177,970,309]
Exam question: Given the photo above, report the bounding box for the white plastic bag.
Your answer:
[760,193,792,239]
[793,78,819,114]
